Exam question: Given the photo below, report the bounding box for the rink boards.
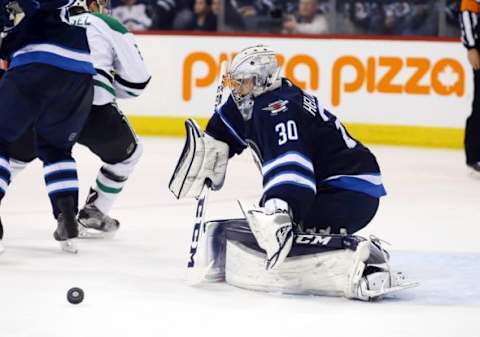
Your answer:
[122,33,468,149]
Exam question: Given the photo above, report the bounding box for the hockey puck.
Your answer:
[67,287,84,304]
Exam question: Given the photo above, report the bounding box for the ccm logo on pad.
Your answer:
[295,235,332,245]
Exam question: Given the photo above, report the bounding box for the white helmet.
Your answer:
[227,45,281,117]
[69,0,109,13]
[70,0,89,11]
[1,1,27,33]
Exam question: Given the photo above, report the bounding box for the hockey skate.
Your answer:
[347,236,419,301]
[54,212,79,254]
[467,162,480,179]
[78,204,119,239]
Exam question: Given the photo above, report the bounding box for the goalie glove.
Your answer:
[169,119,229,199]
[239,198,294,271]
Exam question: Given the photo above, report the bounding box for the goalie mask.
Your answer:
[227,45,281,119]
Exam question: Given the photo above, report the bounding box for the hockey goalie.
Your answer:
[169,45,418,301]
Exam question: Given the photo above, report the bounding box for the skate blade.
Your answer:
[60,240,78,254]
[364,280,420,299]
[468,169,480,179]
[0,242,5,255]
[78,226,116,239]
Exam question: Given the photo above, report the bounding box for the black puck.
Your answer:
[67,287,84,304]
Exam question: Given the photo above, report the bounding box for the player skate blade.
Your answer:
[60,240,78,254]
[78,225,116,239]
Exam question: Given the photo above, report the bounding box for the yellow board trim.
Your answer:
[128,115,464,149]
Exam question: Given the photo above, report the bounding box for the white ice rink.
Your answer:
[0,137,478,337]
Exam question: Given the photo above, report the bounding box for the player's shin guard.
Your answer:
[79,144,142,236]
[43,159,80,253]
[43,159,80,218]
[91,143,142,216]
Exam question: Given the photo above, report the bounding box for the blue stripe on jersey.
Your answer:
[324,176,386,198]
[9,52,96,75]
[13,42,92,56]
[262,151,314,176]
[263,171,317,194]
[216,109,248,147]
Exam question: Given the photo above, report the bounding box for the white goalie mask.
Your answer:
[227,45,281,119]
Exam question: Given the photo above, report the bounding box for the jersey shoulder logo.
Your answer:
[262,99,289,116]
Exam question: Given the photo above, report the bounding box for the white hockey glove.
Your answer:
[239,198,294,271]
[169,119,229,199]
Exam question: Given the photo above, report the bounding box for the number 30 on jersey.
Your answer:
[275,120,298,145]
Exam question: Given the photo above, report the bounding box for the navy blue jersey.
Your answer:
[0,0,95,75]
[206,78,386,221]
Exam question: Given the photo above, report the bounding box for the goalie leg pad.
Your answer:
[169,119,229,199]
[219,219,418,299]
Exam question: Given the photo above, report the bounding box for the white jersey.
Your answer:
[70,12,151,105]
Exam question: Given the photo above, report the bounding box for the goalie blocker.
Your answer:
[193,218,418,301]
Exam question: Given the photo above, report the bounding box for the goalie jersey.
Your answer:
[206,79,386,221]
[69,12,151,105]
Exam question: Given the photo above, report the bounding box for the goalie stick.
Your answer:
[186,180,211,284]
[185,60,227,284]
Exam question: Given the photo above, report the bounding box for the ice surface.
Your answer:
[0,138,478,337]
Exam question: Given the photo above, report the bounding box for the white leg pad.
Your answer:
[225,240,360,296]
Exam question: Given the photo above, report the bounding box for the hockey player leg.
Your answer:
[42,158,81,253]
[0,152,11,254]
[43,162,80,254]
[76,104,143,238]
[78,142,142,238]
[7,126,37,178]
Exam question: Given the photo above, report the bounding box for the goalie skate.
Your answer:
[356,271,419,300]
[347,237,419,301]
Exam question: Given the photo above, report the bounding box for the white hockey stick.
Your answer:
[186,181,212,284]
[186,60,227,284]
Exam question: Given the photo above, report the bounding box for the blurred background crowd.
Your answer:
[108,0,460,37]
